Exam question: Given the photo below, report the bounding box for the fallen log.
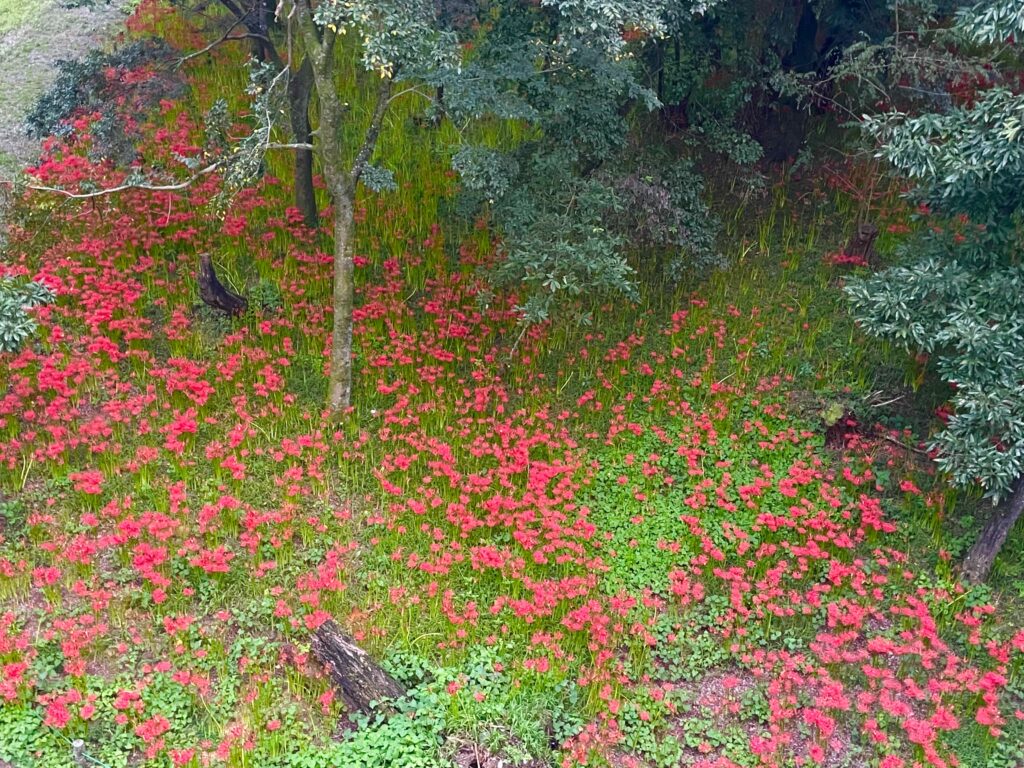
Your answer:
[311,620,406,715]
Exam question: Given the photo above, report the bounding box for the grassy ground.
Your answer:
[0,0,47,36]
[0,3,1022,768]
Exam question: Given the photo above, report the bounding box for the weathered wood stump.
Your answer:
[844,222,879,266]
[197,252,247,316]
[310,620,406,715]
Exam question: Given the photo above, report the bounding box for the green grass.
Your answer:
[0,0,46,36]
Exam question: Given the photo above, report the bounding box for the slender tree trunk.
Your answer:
[289,0,390,414]
[315,73,390,413]
[309,46,355,412]
[962,477,1024,583]
[327,189,355,411]
[288,56,318,228]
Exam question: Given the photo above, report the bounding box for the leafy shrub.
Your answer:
[605,161,723,279]
[250,279,284,314]
[26,39,182,164]
[0,278,55,353]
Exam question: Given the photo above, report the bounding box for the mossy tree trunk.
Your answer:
[292,0,392,413]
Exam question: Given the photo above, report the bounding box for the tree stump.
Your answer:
[197,253,247,316]
[310,620,406,715]
[844,222,879,267]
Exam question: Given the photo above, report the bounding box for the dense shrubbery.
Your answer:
[0,277,55,353]
[846,0,1024,582]
[26,38,182,163]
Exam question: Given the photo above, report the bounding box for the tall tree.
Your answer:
[193,0,321,227]
[277,0,458,412]
[846,0,1024,582]
[279,0,722,411]
[440,0,725,322]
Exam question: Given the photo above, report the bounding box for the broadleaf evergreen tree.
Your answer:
[846,0,1024,582]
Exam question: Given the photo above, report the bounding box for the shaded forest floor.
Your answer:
[1,4,1023,768]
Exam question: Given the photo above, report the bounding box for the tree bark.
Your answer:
[844,221,879,266]
[197,253,248,315]
[288,56,318,228]
[311,620,406,714]
[328,189,356,411]
[289,0,393,413]
[962,476,1024,583]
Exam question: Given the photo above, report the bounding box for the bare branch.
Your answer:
[386,85,433,108]
[26,163,223,200]
[175,25,272,69]
[265,142,314,150]
[24,138,309,200]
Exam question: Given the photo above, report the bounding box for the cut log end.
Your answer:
[310,620,406,716]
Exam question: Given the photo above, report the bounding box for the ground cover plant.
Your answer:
[1,2,1023,768]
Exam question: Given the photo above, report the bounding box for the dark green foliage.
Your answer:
[0,278,55,354]
[441,0,727,320]
[26,39,181,163]
[846,0,1024,578]
[847,3,1024,501]
[604,160,723,278]
[643,0,898,161]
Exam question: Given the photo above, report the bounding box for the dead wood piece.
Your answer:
[198,252,248,316]
[311,620,406,715]
[824,410,859,449]
[844,222,879,266]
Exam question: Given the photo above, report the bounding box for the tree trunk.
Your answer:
[248,0,268,61]
[327,189,356,411]
[300,11,353,414]
[844,221,879,266]
[961,477,1024,583]
[288,56,318,228]
[311,620,406,714]
[290,0,391,414]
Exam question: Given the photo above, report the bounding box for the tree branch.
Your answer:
[26,163,223,200]
[284,0,324,74]
[265,141,314,150]
[351,76,394,185]
[194,1,283,67]
[175,25,274,69]
[25,140,309,200]
[386,85,433,108]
